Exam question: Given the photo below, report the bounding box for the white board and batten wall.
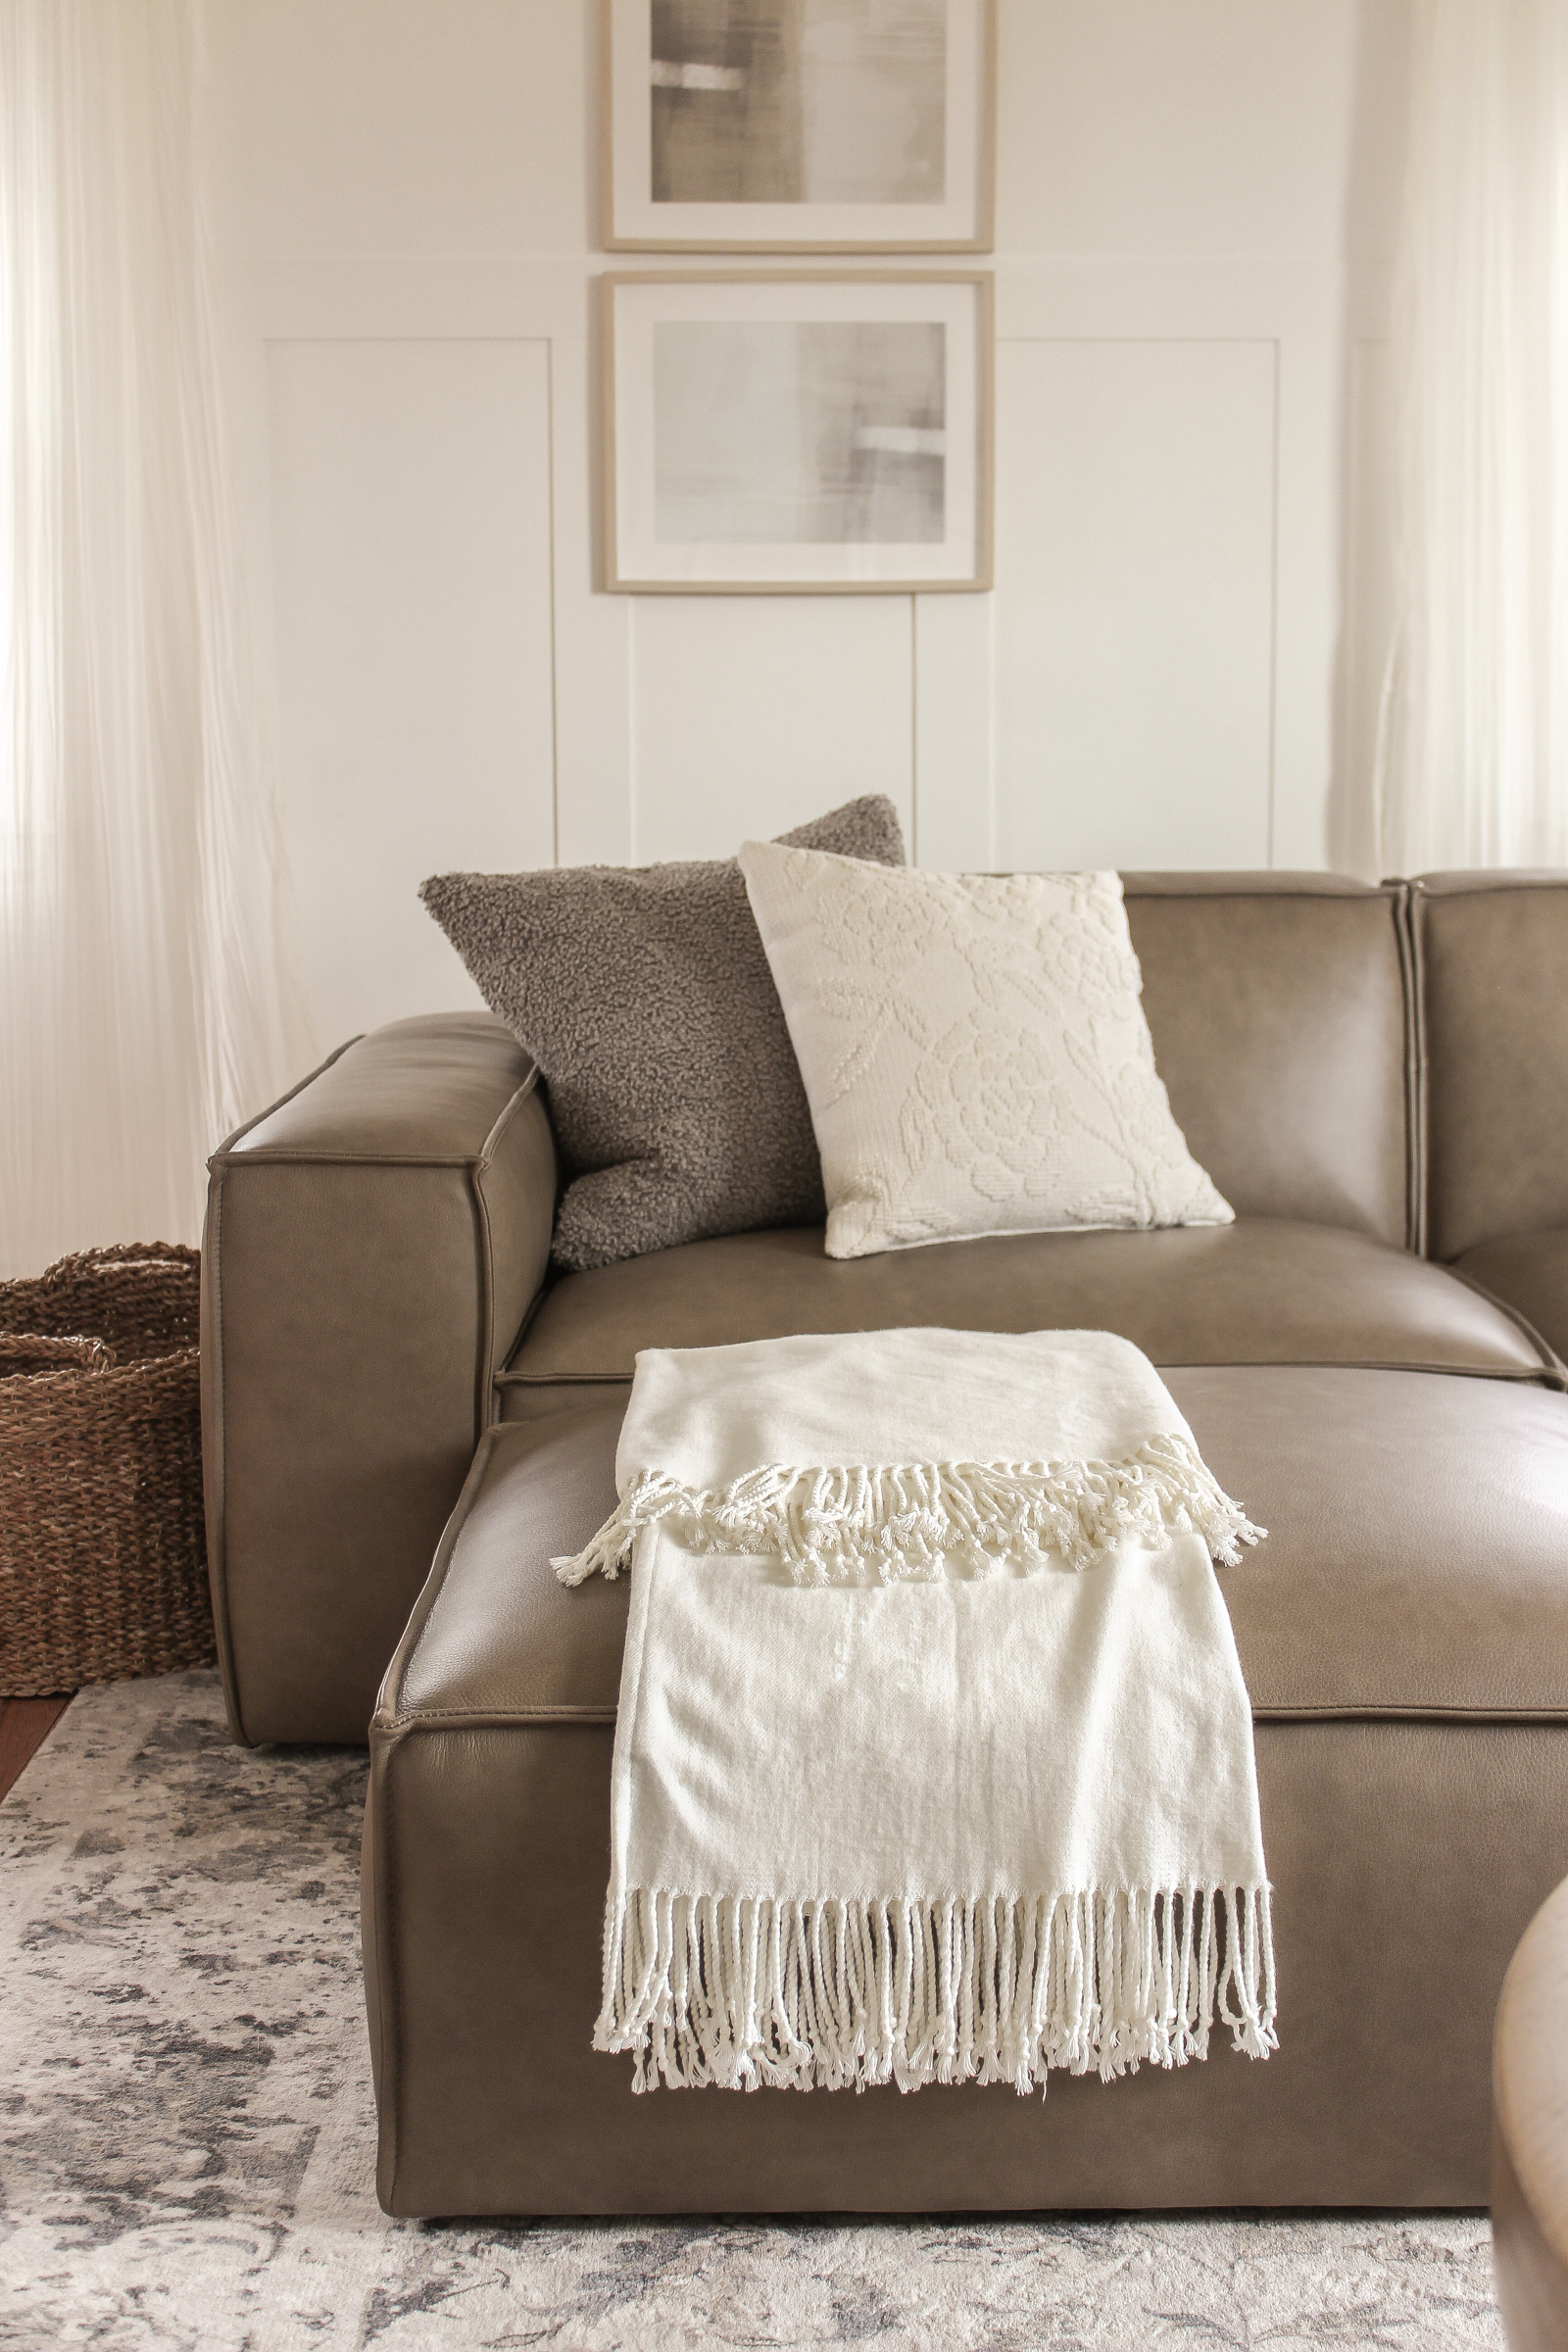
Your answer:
[206,0,1410,1060]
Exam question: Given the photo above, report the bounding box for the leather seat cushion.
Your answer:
[396,1366,1568,1729]
[498,1220,1555,1410]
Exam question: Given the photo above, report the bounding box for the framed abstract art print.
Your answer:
[604,0,995,252]
[603,270,993,591]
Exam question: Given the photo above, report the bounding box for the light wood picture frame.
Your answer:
[603,270,993,593]
[604,0,995,253]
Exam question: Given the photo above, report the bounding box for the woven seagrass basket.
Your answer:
[0,1244,215,1694]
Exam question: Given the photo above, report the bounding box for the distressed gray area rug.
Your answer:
[0,1670,1504,2351]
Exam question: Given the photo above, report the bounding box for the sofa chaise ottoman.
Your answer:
[201,870,1568,2217]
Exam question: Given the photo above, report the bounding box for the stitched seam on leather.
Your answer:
[219,1149,495,1168]
[495,1356,1562,1386]
[473,1062,540,1173]
[1438,1264,1567,1384]
[1118,878,1386,900]
[478,1086,557,1403]
[471,1159,497,1445]
[1253,1705,1568,1723]
[1412,876,1568,899]
[381,1701,1568,1730]
[213,1038,533,1169]
[1395,880,1426,1256]
[1157,1357,1555,1373]
[205,1033,362,1165]
[383,1705,619,1730]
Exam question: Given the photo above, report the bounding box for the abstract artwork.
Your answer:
[605,271,991,589]
[605,0,994,250]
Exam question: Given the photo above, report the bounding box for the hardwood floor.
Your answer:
[0,1694,74,1803]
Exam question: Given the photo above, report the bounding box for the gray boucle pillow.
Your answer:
[420,795,906,1271]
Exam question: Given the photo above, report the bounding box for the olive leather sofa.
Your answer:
[200,870,1568,2218]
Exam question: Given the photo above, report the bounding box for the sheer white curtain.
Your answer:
[1377,0,1568,873]
[0,0,310,1278]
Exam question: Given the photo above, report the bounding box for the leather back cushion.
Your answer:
[1418,874,1568,1260]
[1122,875,1413,1249]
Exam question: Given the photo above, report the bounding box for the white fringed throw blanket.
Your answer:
[555,1327,1275,2095]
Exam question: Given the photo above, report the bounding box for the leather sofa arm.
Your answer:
[201,1012,556,1745]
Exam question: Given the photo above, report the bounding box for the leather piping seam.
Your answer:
[1405,881,1431,1258]
[1410,874,1568,899]
[493,1355,1566,1388]
[376,1706,618,1735]
[213,1149,513,1168]
[1394,880,1425,1256]
[472,1070,553,1430]
[1172,1356,1564,1387]
[205,1034,362,1167]
[1250,1705,1568,1724]
[470,1157,496,1446]
[209,1045,538,1171]
[473,1061,541,1174]
[1119,878,1393,901]
[372,1702,1568,1735]
[1437,1264,1567,1384]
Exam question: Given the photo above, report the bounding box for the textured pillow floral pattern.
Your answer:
[738,842,1233,1259]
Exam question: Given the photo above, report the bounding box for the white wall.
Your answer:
[206,0,1409,1056]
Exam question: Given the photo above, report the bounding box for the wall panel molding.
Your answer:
[265,336,557,1045]
[207,2,1406,1046]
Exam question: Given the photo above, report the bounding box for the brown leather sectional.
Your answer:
[201,870,1568,2216]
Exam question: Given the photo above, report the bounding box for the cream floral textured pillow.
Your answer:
[737,841,1233,1259]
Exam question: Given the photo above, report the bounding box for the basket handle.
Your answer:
[0,1332,116,1374]
[38,1242,199,1289]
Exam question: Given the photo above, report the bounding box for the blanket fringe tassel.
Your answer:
[597,1884,1277,2094]
[554,1436,1264,1587]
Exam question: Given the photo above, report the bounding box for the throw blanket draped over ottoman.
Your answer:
[556,1327,1275,2096]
